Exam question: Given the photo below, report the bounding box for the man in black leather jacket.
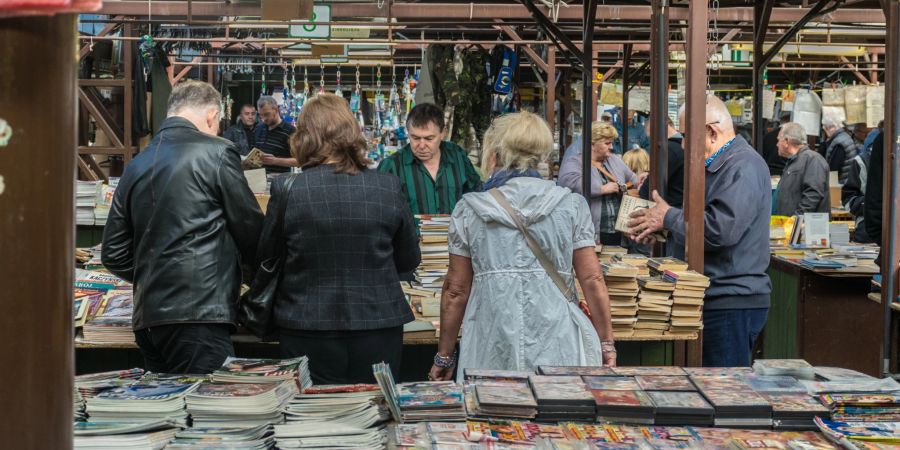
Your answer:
[102,80,264,373]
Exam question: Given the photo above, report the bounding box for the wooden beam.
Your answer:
[78,146,139,155]
[546,47,556,131]
[840,56,874,85]
[78,87,125,149]
[79,18,122,59]
[82,154,109,183]
[496,24,550,73]
[77,155,99,181]
[78,79,127,87]
[172,56,202,84]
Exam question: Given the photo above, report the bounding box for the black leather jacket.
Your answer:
[102,117,264,330]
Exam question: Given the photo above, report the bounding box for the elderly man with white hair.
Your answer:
[822,114,858,184]
[103,80,264,373]
[773,122,831,216]
[626,95,772,367]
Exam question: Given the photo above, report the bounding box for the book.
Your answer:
[615,195,667,242]
[648,257,689,273]
[612,366,687,376]
[635,375,697,392]
[583,376,641,391]
[473,382,538,419]
[815,417,900,444]
[592,390,656,424]
[212,356,312,390]
[753,359,816,380]
[741,375,807,393]
[241,148,265,170]
[464,369,533,381]
[646,391,715,426]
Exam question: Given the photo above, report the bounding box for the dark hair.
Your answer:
[166,80,221,116]
[406,103,445,132]
[239,104,256,112]
[290,93,370,175]
[779,113,792,123]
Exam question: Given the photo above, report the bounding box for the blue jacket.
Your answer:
[662,135,772,310]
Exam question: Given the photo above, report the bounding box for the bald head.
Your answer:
[677,95,737,159]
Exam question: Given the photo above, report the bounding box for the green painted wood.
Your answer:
[616,341,673,366]
[76,225,104,247]
[762,265,799,359]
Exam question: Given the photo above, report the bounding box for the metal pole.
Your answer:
[881,0,900,377]
[752,0,773,151]
[581,0,598,199]
[684,0,709,368]
[650,0,669,201]
[622,43,633,154]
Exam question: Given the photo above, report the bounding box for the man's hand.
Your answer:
[261,154,297,167]
[626,190,670,244]
[600,181,620,195]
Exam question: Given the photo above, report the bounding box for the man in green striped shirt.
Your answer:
[378,103,482,215]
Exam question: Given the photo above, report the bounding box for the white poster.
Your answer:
[628,86,652,113]
[866,85,885,128]
[793,89,822,136]
[762,90,776,121]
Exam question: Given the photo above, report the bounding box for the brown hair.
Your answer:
[290,93,370,174]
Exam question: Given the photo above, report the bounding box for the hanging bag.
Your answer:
[239,174,297,338]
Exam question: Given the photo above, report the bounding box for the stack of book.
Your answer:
[462,369,537,419]
[283,384,388,429]
[82,289,135,344]
[165,425,274,449]
[662,270,709,336]
[648,257,689,275]
[691,375,774,428]
[185,380,296,428]
[753,359,817,380]
[85,376,201,426]
[415,215,451,291]
[819,393,900,422]
[597,245,627,264]
[815,417,900,448]
[528,375,595,422]
[396,381,466,422]
[645,391,715,426]
[761,392,831,430]
[634,276,676,336]
[602,261,640,337]
[211,356,312,392]
[76,180,102,225]
[75,368,144,399]
[584,376,654,425]
[73,420,180,450]
[93,181,117,226]
[614,253,651,276]
[830,222,852,246]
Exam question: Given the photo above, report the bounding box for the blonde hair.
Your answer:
[481,111,553,172]
[590,121,619,144]
[623,148,650,173]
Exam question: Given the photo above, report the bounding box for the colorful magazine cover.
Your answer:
[762,393,830,413]
[300,384,380,394]
[819,393,900,407]
[95,382,197,401]
[646,391,713,410]
[192,381,277,398]
[531,381,593,403]
[815,417,900,443]
[474,383,537,407]
[584,376,642,391]
[592,390,654,407]
[612,366,687,377]
[397,382,463,408]
[215,357,302,378]
[528,375,585,385]
[701,388,771,407]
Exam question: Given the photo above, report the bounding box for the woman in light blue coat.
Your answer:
[428,112,617,381]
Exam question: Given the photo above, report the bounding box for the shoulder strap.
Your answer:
[488,188,573,300]
[277,174,297,237]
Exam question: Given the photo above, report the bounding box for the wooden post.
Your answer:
[880,0,899,376]
[649,0,669,200]
[546,47,557,132]
[683,0,708,367]
[0,15,76,450]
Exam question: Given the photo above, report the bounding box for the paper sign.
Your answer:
[792,89,822,136]
[243,168,267,194]
[628,86,651,113]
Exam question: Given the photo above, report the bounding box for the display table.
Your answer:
[762,256,882,376]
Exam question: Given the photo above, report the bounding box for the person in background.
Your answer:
[639,115,684,209]
[822,114,859,184]
[859,121,883,160]
[558,121,644,246]
[772,122,830,216]
[623,147,650,175]
[102,80,264,373]
[378,103,482,215]
[254,96,297,174]
[626,95,771,367]
[256,94,420,384]
[223,104,257,156]
[842,147,873,243]
[614,109,651,155]
[427,111,616,381]
[762,114,791,176]
[865,130,885,256]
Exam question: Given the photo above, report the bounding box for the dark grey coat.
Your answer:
[774,147,831,217]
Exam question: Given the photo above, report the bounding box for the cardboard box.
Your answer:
[261,0,313,21]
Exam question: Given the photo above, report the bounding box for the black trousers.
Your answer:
[598,231,623,246]
[278,326,403,385]
[133,323,234,374]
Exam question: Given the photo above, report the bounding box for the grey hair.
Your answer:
[780,122,808,145]
[257,95,279,110]
[675,95,734,133]
[166,80,222,118]
[821,113,843,130]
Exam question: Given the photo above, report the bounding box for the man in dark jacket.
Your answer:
[822,115,859,184]
[842,152,873,243]
[640,115,684,208]
[865,130,885,251]
[762,114,790,176]
[102,80,264,374]
[773,122,830,216]
[222,104,256,155]
[627,96,772,367]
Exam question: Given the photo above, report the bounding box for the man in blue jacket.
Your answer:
[626,95,772,367]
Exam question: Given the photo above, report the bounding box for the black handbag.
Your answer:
[239,174,297,338]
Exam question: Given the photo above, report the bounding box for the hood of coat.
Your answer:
[462,177,573,228]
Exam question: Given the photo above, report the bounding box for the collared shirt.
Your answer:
[705,137,737,168]
[253,120,296,173]
[377,141,482,215]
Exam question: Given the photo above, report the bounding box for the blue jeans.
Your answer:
[702,308,769,367]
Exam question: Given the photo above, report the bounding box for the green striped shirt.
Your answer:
[378,141,483,215]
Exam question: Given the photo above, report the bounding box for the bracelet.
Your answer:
[433,350,457,368]
[600,340,617,354]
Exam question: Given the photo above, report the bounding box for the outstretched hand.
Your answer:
[625,190,670,245]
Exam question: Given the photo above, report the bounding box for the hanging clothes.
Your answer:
[131,42,151,140]
[147,46,172,135]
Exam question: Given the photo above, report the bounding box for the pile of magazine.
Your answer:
[75,368,145,399]
[277,383,391,448]
[396,381,466,422]
[691,375,774,428]
[815,416,900,448]
[164,425,274,449]
[819,393,900,422]
[74,388,86,422]
[73,419,180,450]
[85,375,204,426]
[82,288,135,344]
[185,380,296,428]
[741,373,827,430]
[211,356,312,391]
[273,421,388,449]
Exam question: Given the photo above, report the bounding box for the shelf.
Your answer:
[78,146,138,155]
[79,79,127,87]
